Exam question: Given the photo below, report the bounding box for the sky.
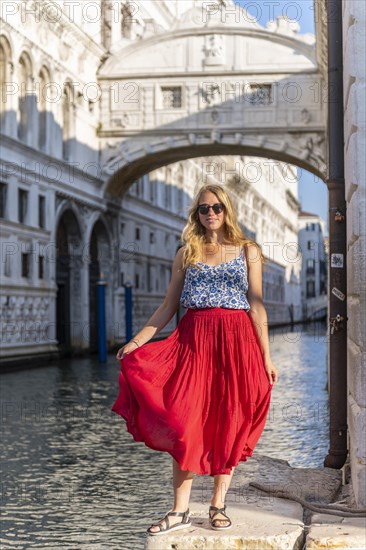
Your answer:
[234,1,328,235]
[236,0,316,33]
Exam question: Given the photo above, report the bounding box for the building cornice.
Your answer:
[0,4,106,66]
[99,26,317,77]
[286,189,301,211]
[0,134,102,188]
[0,18,104,81]
[41,0,106,58]
[0,219,51,238]
[98,126,326,139]
[99,67,319,80]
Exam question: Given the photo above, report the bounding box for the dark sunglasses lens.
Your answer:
[198,204,224,215]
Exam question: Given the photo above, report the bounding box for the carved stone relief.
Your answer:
[204,35,225,66]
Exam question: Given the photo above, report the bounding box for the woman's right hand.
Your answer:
[116,341,139,361]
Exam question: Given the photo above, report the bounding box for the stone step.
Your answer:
[145,499,304,549]
[143,454,346,549]
[306,514,366,549]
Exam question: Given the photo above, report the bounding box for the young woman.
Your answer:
[112,183,278,536]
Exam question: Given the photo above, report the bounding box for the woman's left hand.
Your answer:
[264,357,278,386]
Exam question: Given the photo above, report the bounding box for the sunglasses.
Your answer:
[197,203,225,215]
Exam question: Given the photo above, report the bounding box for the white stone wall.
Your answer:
[0,0,309,359]
[0,2,107,357]
[343,0,366,506]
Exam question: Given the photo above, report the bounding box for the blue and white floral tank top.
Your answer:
[179,245,251,310]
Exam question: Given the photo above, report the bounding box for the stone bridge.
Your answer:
[97,3,327,195]
[304,294,328,320]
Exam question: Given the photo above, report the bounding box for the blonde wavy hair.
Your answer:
[180,184,265,271]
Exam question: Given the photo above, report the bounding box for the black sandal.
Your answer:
[146,508,191,536]
[209,505,232,530]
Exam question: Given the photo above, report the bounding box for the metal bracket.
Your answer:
[329,207,346,222]
[329,314,346,334]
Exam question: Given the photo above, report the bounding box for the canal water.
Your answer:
[1,321,328,549]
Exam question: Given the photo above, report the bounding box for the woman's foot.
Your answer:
[146,508,191,536]
[209,504,232,530]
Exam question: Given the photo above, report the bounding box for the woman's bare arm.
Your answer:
[127,246,186,347]
[246,244,272,361]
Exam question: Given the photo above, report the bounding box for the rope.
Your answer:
[249,482,366,518]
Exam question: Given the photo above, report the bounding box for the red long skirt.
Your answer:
[111,307,272,476]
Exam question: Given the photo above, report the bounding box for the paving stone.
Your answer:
[144,454,343,549]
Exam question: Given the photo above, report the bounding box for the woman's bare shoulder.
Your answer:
[174,245,187,269]
[175,245,186,258]
[245,242,262,263]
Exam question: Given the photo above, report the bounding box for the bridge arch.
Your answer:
[98,3,326,196]
[103,135,326,197]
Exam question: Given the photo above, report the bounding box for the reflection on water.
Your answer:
[255,321,329,466]
[1,321,328,549]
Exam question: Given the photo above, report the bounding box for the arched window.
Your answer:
[62,82,75,161]
[0,36,12,133]
[38,66,50,152]
[18,52,33,142]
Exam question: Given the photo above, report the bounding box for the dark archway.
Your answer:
[55,210,82,356]
[88,219,112,352]
[88,233,99,353]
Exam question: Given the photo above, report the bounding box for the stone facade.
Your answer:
[99,2,327,190]
[342,0,366,506]
[0,0,310,362]
[0,1,106,359]
[298,211,328,320]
